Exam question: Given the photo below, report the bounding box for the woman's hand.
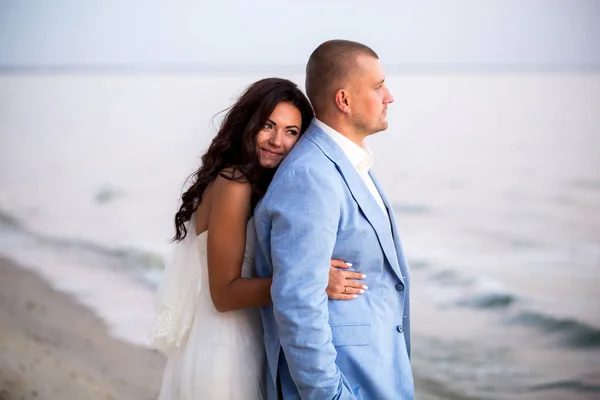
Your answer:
[327,259,368,300]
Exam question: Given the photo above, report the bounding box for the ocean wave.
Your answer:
[413,375,483,400]
[410,259,431,269]
[511,311,600,349]
[429,269,462,283]
[391,203,433,215]
[452,278,519,310]
[419,262,600,350]
[457,292,517,309]
[0,207,165,273]
[465,227,543,249]
[0,209,23,230]
[438,274,600,347]
[568,179,600,191]
[34,234,165,271]
[526,379,600,393]
[420,268,520,312]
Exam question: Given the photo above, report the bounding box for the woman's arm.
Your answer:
[205,174,368,313]
[205,174,272,312]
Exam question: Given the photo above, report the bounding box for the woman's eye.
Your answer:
[287,130,299,136]
[263,123,272,130]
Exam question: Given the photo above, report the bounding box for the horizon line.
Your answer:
[1,63,599,75]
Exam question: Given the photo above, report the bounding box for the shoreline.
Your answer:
[0,254,467,399]
[0,256,165,400]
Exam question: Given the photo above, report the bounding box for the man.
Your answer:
[254,39,414,399]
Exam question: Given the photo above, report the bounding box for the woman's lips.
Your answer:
[261,148,283,156]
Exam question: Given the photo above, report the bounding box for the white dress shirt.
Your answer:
[314,118,387,215]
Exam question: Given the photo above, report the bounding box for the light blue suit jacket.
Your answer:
[254,122,414,399]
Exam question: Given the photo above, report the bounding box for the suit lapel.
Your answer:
[305,125,405,283]
[370,172,408,277]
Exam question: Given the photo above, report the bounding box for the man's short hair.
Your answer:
[305,39,379,114]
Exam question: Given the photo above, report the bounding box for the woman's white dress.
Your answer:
[151,218,265,399]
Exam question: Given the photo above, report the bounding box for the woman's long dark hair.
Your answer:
[173,78,314,241]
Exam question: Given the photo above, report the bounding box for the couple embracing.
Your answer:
[152,39,414,400]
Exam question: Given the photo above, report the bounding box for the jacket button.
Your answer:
[397,325,404,333]
[395,282,405,292]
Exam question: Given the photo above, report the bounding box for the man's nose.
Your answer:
[385,88,394,104]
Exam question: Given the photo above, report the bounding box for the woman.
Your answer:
[151,78,367,399]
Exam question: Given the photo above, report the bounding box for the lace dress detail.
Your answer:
[151,218,265,399]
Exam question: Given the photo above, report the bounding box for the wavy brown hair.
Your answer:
[173,78,314,241]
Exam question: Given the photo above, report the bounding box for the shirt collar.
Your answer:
[313,118,373,174]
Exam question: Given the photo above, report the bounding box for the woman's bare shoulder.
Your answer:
[219,166,249,181]
[211,168,252,203]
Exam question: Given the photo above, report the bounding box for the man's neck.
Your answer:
[316,116,366,148]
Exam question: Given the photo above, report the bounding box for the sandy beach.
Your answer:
[0,254,463,400]
[0,257,166,400]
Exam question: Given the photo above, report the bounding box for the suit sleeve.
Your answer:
[264,166,355,400]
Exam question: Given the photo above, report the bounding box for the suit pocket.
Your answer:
[330,323,371,347]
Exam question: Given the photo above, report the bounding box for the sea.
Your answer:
[0,69,598,399]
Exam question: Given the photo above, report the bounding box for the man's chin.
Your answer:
[371,121,388,134]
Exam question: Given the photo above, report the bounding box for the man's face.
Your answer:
[347,55,394,135]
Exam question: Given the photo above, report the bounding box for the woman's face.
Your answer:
[256,102,302,169]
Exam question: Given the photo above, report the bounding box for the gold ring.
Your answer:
[343,286,349,294]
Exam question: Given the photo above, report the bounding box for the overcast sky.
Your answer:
[1,0,599,70]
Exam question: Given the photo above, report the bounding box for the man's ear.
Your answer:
[335,89,350,114]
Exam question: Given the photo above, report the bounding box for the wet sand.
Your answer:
[0,255,450,400]
[0,257,165,400]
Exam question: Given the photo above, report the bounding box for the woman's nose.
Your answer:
[269,130,283,146]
